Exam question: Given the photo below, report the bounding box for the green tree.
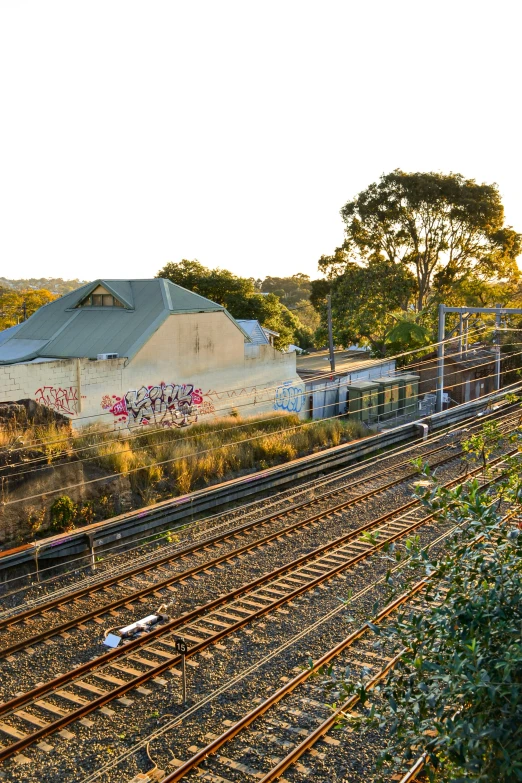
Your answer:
[157,259,257,304]
[49,495,77,533]
[0,288,57,330]
[322,170,521,312]
[312,259,417,356]
[334,419,522,782]
[261,274,320,339]
[261,273,313,307]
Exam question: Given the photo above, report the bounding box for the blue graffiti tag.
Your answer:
[274,382,305,413]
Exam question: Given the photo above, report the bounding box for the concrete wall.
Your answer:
[0,312,306,429]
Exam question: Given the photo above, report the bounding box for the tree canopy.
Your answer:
[157,259,313,350]
[261,273,312,307]
[0,288,57,330]
[311,259,419,356]
[0,277,87,295]
[320,170,521,313]
[261,274,319,336]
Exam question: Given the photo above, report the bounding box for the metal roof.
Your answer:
[236,320,270,345]
[0,278,245,365]
[445,348,497,371]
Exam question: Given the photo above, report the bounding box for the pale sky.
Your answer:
[0,0,520,283]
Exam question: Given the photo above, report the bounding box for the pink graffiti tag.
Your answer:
[101,382,207,427]
[35,386,79,416]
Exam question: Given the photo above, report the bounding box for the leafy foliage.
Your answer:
[311,259,417,355]
[462,420,505,472]
[385,318,431,356]
[333,170,521,312]
[260,275,319,343]
[261,273,312,308]
[361,420,522,781]
[0,288,57,330]
[320,413,522,781]
[48,495,78,533]
[314,170,521,356]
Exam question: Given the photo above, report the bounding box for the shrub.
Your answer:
[356,426,522,782]
[49,495,77,533]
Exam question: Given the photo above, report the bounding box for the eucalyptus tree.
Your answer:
[320,170,521,312]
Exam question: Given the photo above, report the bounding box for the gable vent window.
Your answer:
[78,294,124,308]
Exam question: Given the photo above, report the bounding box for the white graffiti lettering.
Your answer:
[102,382,206,427]
[274,382,305,413]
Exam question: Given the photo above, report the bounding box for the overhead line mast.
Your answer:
[436,304,522,412]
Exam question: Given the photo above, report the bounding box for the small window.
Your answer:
[77,292,125,308]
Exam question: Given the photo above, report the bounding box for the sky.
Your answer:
[0,0,520,283]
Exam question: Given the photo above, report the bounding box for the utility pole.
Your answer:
[495,303,501,391]
[327,294,335,375]
[22,300,27,322]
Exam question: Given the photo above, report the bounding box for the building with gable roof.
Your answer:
[236,319,279,347]
[0,279,305,428]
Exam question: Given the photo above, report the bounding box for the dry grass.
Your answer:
[1,411,370,501]
[76,413,370,496]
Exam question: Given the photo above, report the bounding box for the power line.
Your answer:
[2,367,521,506]
[2,327,509,481]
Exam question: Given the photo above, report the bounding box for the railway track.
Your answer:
[245,510,520,783]
[1,397,516,599]
[1,409,517,659]
[0,451,513,766]
[155,580,429,783]
[0,451,459,655]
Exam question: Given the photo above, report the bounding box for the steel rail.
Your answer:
[254,509,520,783]
[0,442,471,655]
[5,402,515,631]
[4,408,504,657]
[0,440,449,630]
[255,651,406,783]
[0,577,425,767]
[160,581,428,783]
[0,456,511,763]
[0,432,457,607]
[0,499,439,719]
[397,755,427,782]
[1,391,516,580]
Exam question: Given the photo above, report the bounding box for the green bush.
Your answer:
[49,495,77,533]
[366,443,522,781]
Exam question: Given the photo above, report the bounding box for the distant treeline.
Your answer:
[0,278,87,295]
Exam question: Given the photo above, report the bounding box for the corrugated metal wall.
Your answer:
[306,360,396,419]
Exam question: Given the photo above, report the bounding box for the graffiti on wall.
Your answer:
[274,381,305,414]
[101,382,214,427]
[35,386,79,416]
[207,383,273,404]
